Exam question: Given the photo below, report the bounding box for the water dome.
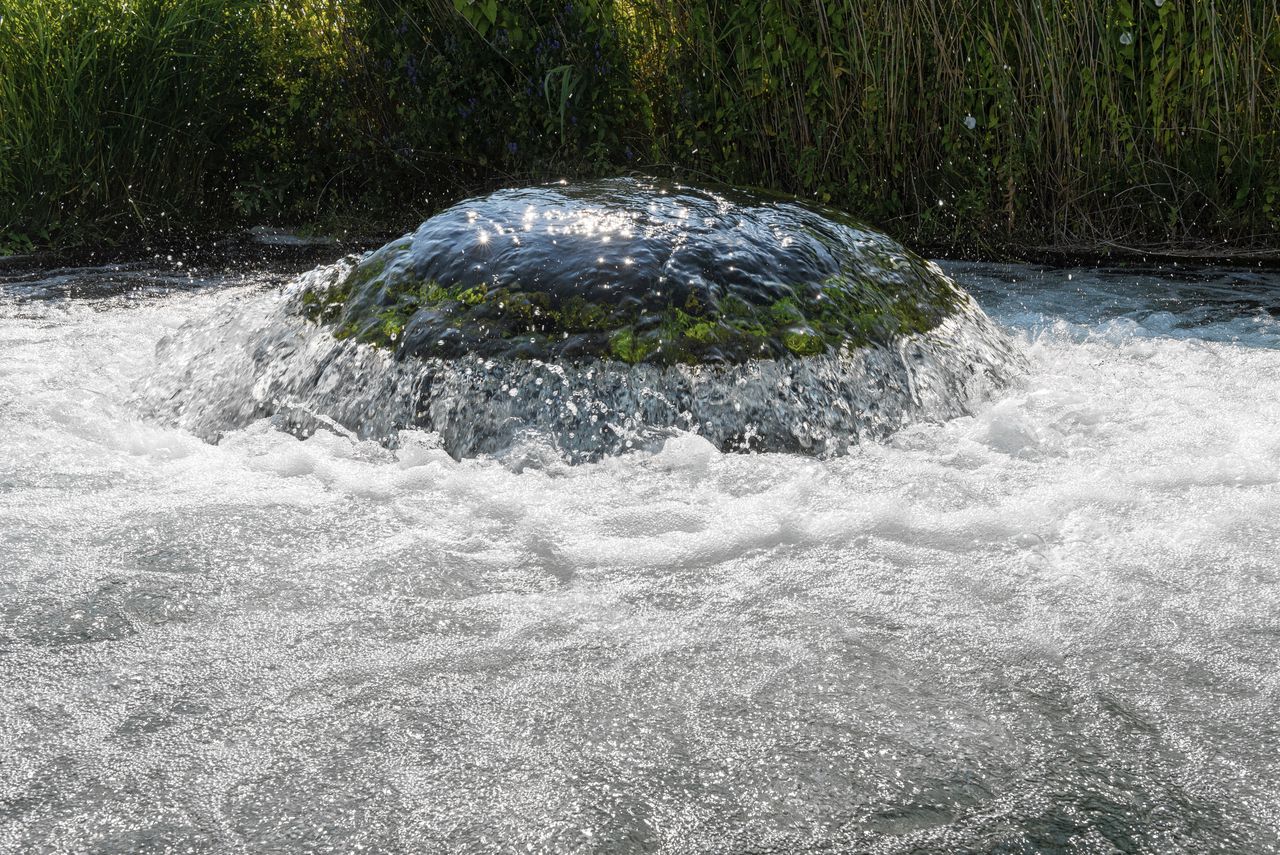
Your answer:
[304,177,964,365]
[150,177,1021,461]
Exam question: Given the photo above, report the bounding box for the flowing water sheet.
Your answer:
[1,260,1278,853]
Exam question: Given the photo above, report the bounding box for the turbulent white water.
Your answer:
[1,259,1278,853]
[135,258,1022,462]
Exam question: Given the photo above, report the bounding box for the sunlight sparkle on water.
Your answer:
[0,259,1277,852]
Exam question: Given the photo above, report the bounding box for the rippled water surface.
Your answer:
[2,257,1278,853]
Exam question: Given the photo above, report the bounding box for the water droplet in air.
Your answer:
[964,114,977,130]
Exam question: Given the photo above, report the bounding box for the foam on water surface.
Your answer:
[135,253,1021,462]
[1,261,1279,853]
[136,179,1024,461]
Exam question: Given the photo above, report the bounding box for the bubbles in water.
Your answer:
[4,258,1279,852]
[139,180,1026,463]
[138,258,1022,462]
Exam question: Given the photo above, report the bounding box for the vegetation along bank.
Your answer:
[1,0,1277,257]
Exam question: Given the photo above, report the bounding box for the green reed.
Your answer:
[633,0,1280,251]
[1,0,1276,254]
[0,0,262,248]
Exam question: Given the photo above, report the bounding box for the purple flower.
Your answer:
[507,141,518,154]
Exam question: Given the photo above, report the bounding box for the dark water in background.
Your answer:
[1,256,1278,853]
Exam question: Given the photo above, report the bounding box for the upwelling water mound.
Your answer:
[140,178,1024,461]
[140,260,1020,462]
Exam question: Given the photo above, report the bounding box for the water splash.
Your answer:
[139,259,1022,462]
[303,178,971,364]
[6,258,1279,852]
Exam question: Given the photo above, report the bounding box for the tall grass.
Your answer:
[0,0,259,247]
[633,0,1280,250]
[1,0,1277,253]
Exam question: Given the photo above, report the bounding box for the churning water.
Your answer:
[134,255,1020,463]
[1,257,1278,853]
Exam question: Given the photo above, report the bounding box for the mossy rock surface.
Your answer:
[301,177,965,364]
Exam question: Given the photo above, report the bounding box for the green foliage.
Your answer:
[638,0,1280,250]
[230,1,365,221]
[0,0,258,245]
[1,0,1277,252]
[350,0,650,206]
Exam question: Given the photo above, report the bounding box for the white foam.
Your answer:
[1,263,1278,851]
[134,260,1023,462]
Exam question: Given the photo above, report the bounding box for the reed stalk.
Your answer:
[1,0,1276,253]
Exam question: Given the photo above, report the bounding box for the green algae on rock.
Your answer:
[297,177,966,365]
[152,186,1021,460]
